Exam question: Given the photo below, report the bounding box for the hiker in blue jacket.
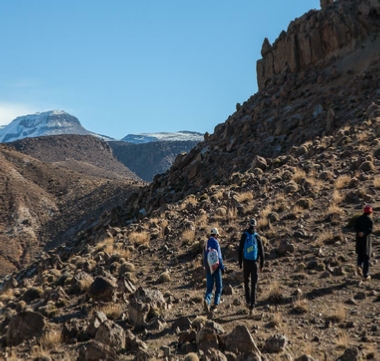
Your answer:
[203,227,226,313]
[239,219,265,315]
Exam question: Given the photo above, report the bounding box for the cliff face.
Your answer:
[256,0,380,91]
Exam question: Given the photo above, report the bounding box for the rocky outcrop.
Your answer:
[257,0,380,90]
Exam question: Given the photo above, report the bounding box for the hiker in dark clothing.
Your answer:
[239,219,265,315]
[355,205,374,280]
[203,227,226,313]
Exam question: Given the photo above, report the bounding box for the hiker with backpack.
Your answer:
[203,227,226,313]
[355,205,374,280]
[239,219,265,315]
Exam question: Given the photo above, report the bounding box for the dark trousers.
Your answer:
[243,259,258,309]
[357,254,370,277]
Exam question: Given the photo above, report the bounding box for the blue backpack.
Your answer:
[243,232,258,261]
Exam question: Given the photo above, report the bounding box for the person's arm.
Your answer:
[257,235,265,270]
[203,240,208,269]
[239,233,246,269]
[365,218,373,236]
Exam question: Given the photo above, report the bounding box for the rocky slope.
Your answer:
[0,140,144,277]
[9,134,141,181]
[109,140,202,182]
[0,0,380,360]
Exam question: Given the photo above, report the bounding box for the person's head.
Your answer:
[210,227,220,238]
[364,205,373,215]
[249,219,257,228]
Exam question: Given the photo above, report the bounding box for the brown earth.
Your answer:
[0,137,145,277]
[1,0,380,360]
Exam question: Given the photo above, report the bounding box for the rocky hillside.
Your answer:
[0,141,144,277]
[109,140,202,182]
[9,134,141,181]
[0,0,380,360]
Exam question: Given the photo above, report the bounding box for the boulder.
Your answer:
[95,320,125,349]
[225,325,261,355]
[86,311,108,338]
[6,311,45,346]
[265,334,288,353]
[78,340,118,361]
[88,276,117,302]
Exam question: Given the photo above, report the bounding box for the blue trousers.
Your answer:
[204,269,222,306]
[357,254,370,277]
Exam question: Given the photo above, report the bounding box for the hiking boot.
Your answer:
[211,305,218,313]
[364,275,371,281]
[203,299,210,313]
[249,308,254,316]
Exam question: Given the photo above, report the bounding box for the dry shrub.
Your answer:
[328,203,344,215]
[336,330,349,349]
[196,212,208,228]
[235,191,254,203]
[292,168,306,183]
[0,288,14,303]
[335,175,351,189]
[157,271,171,284]
[112,246,130,259]
[39,330,62,350]
[268,311,282,328]
[182,229,195,244]
[332,190,343,204]
[191,316,207,330]
[96,304,124,320]
[129,231,150,246]
[184,353,199,361]
[258,205,272,229]
[266,281,284,304]
[79,276,94,292]
[292,296,308,314]
[95,236,114,251]
[326,304,346,323]
[119,262,135,273]
[210,190,224,202]
[227,207,238,221]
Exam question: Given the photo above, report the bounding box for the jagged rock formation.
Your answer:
[257,0,380,91]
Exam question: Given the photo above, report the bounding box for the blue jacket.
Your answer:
[204,237,225,274]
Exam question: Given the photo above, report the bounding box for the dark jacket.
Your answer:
[239,227,265,269]
[204,237,225,274]
[355,213,373,256]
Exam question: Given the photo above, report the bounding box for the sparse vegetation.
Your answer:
[129,231,150,246]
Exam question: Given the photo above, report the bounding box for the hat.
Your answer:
[250,219,257,226]
[211,227,220,236]
[364,205,373,214]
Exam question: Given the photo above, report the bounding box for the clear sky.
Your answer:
[0,1,320,140]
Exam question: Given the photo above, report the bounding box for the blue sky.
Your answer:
[0,1,320,139]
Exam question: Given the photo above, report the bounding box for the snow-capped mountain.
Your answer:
[121,131,204,144]
[0,110,114,143]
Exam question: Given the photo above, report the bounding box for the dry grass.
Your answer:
[266,281,284,304]
[235,191,254,203]
[315,229,333,247]
[258,205,272,229]
[292,167,306,183]
[95,236,114,252]
[95,303,124,320]
[0,288,14,303]
[335,175,351,189]
[327,304,346,323]
[112,246,130,259]
[182,229,195,244]
[39,330,62,350]
[331,190,343,204]
[269,311,282,327]
[227,207,238,221]
[79,276,94,292]
[129,231,150,246]
[196,213,208,228]
[328,203,344,215]
[335,330,349,349]
[292,296,308,314]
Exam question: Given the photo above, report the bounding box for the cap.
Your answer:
[364,205,373,214]
[211,227,220,236]
[250,219,257,226]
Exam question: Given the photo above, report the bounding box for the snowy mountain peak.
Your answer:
[0,110,114,143]
[121,131,204,144]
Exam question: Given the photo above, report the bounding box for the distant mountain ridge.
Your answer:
[0,110,115,143]
[121,131,204,144]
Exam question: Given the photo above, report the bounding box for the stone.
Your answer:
[86,311,108,338]
[95,320,126,350]
[225,325,261,355]
[265,334,288,353]
[78,340,118,361]
[6,311,45,346]
[87,276,117,302]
